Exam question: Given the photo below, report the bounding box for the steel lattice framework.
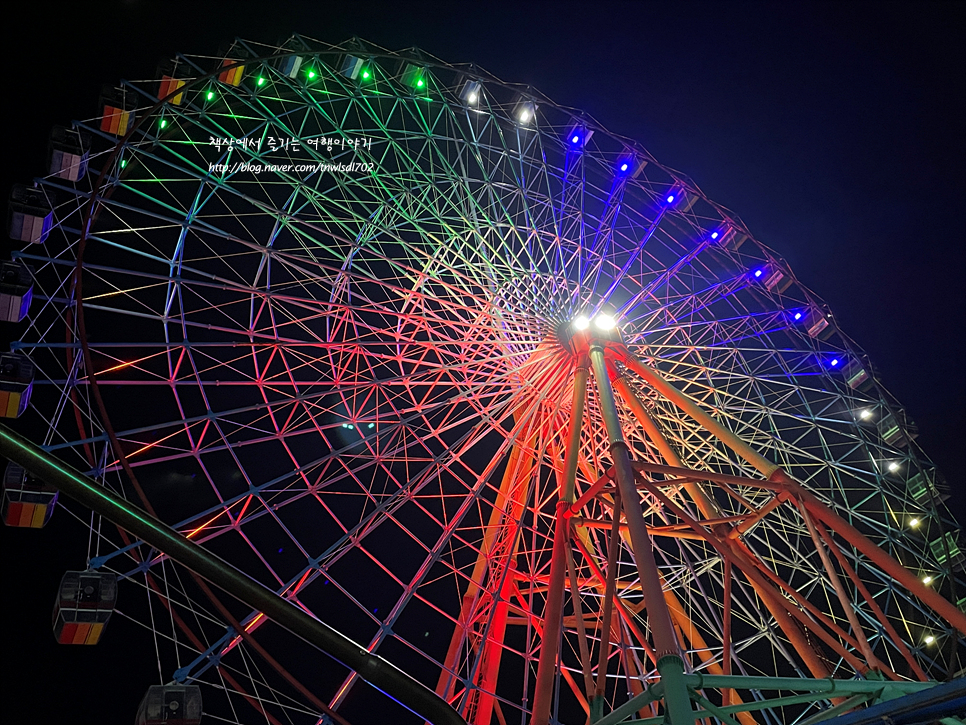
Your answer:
[11,35,965,725]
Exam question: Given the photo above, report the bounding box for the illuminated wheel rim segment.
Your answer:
[17,36,965,724]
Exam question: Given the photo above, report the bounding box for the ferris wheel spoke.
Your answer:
[92,353,535,574]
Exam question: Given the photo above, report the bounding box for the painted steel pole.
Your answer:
[532,355,589,725]
[588,344,694,725]
[0,423,466,725]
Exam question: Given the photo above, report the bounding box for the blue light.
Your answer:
[794,312,802,320]
[666,194,675,203]
[754,269,763,278]
[830,358,840,367]
[620,162,629,172]
[571,134,580,144]
[368,423,375,428]
[710,231,719,240]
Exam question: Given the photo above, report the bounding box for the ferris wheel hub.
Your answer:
[558,314,625,356]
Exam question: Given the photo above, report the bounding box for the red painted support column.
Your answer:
[532,355,589,725]
[468,573,514,725]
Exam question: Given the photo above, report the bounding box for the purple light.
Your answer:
[754,269,763,277]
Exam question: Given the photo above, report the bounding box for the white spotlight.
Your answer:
[858,409,872,420]
[515,99,537,125]
[460,79,481,105]
[924,635,935,644]
[594,314,615,330]
[909,518,920,528]
[574,315,589,330]
[922,575,933,585]
[888,462,899,473]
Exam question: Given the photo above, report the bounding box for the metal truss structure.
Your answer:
[10,35,965,724]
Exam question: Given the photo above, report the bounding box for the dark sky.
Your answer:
[1,1,963,722]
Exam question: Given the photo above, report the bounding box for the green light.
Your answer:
[159,119,167,129]
[307,69,316,80]
[206,90,215,101]
[120,159,127,168]
[416,78,424,87]
[257,77,266,86]
[362,69,370,79]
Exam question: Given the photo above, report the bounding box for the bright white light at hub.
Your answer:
[574,315,590,330]
[594,314,615,330]
[924,635,935,644]
[519,109,531,123]
[888,462,899,472]
[910,517,920,527]
[859,409,872,420]
[923,575,933,584]
[468,92,478,104]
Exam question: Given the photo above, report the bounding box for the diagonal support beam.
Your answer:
[589,343,694,725]
[615,347,966,643]
[532,353,589,725]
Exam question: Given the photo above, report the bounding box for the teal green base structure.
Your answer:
[591,672,964,725]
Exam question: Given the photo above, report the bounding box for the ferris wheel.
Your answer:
[4,34,965,725]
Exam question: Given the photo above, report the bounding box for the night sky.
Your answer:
[1,1,963,722]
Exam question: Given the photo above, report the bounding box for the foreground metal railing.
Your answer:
[0,423,466,725]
